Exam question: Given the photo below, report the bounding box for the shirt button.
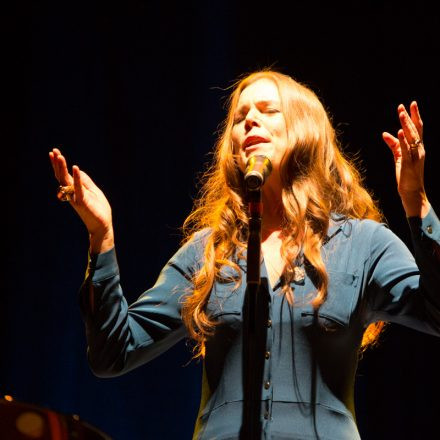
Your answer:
[426,225,433,234]
[265,351,271,359]
[267,319,272,328]
[264,381,271,389]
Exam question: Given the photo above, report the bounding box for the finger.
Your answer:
[56,153,74,186]
[52,149,65,183]
[52,148,72,185]
[397,128,415,162]
[50,149,62,182]
[398,104,420,144]
[382,132,402,159]
[409,101,423,139]
[72,165,85,203]
[49,151,59,180]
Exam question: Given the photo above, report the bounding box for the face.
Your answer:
[231,78,289,176]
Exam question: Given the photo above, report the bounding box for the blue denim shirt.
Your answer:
[80,208,440,440]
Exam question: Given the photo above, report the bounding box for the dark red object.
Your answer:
[0,398,111,440]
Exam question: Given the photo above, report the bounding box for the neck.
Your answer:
[260,176,284,238]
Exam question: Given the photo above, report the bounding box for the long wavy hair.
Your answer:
[181,70,385,358]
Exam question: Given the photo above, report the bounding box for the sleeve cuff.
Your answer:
[408,206,440,242]
[87,247,119,282]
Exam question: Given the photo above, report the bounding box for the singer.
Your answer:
[50,70,440,439]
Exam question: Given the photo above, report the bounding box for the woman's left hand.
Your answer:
[382,101,430,218]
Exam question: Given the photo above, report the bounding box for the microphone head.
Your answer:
[244,155,272,190]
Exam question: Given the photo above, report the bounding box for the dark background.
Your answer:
[2,2,440,439]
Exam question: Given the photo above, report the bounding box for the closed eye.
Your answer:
[233,110,278,125]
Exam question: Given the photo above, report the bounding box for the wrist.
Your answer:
[89,227,115,255]
[400,190,430,218]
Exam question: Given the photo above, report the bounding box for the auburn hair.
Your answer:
[181,70,385,358]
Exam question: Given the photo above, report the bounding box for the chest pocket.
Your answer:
[206,267,243,321]
[301,270,359,330]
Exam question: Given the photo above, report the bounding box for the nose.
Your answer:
[244,108,261,131]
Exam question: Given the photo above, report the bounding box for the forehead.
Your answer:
[237,78,280,107]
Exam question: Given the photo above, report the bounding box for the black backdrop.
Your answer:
[3,3,440,439]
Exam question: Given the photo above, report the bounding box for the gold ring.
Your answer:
[409,139,423,149]
[57,185,74,202]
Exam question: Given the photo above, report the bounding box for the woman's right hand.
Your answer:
[49,148,115,254]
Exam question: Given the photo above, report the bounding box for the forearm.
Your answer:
[365,208,440,335]
[80,245,195,377]
[407,206,440,311]
[401,190,431,218]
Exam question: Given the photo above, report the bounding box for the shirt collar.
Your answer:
[325,213,348,244]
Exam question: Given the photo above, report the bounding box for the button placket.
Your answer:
[262,392,273,423]
[261,278,274,433]
[262,292,273,404]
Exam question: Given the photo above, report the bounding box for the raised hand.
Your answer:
[49,148,114,253]
[382,101,430,218]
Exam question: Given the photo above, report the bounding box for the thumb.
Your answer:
[382,132,401,159]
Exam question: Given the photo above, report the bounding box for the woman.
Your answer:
[50,71,440,439]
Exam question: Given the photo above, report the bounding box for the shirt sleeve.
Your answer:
[364,207,440,335]
[79,233,204,377]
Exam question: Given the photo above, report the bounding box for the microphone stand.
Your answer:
[240,186,269,439]
[246,185,263,318]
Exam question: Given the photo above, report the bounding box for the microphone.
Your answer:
[244,155,272,190]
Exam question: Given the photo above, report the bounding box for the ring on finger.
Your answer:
[409,139,423,149]
[57,185,74,202]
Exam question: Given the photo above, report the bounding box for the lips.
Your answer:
[242,136,269,150]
